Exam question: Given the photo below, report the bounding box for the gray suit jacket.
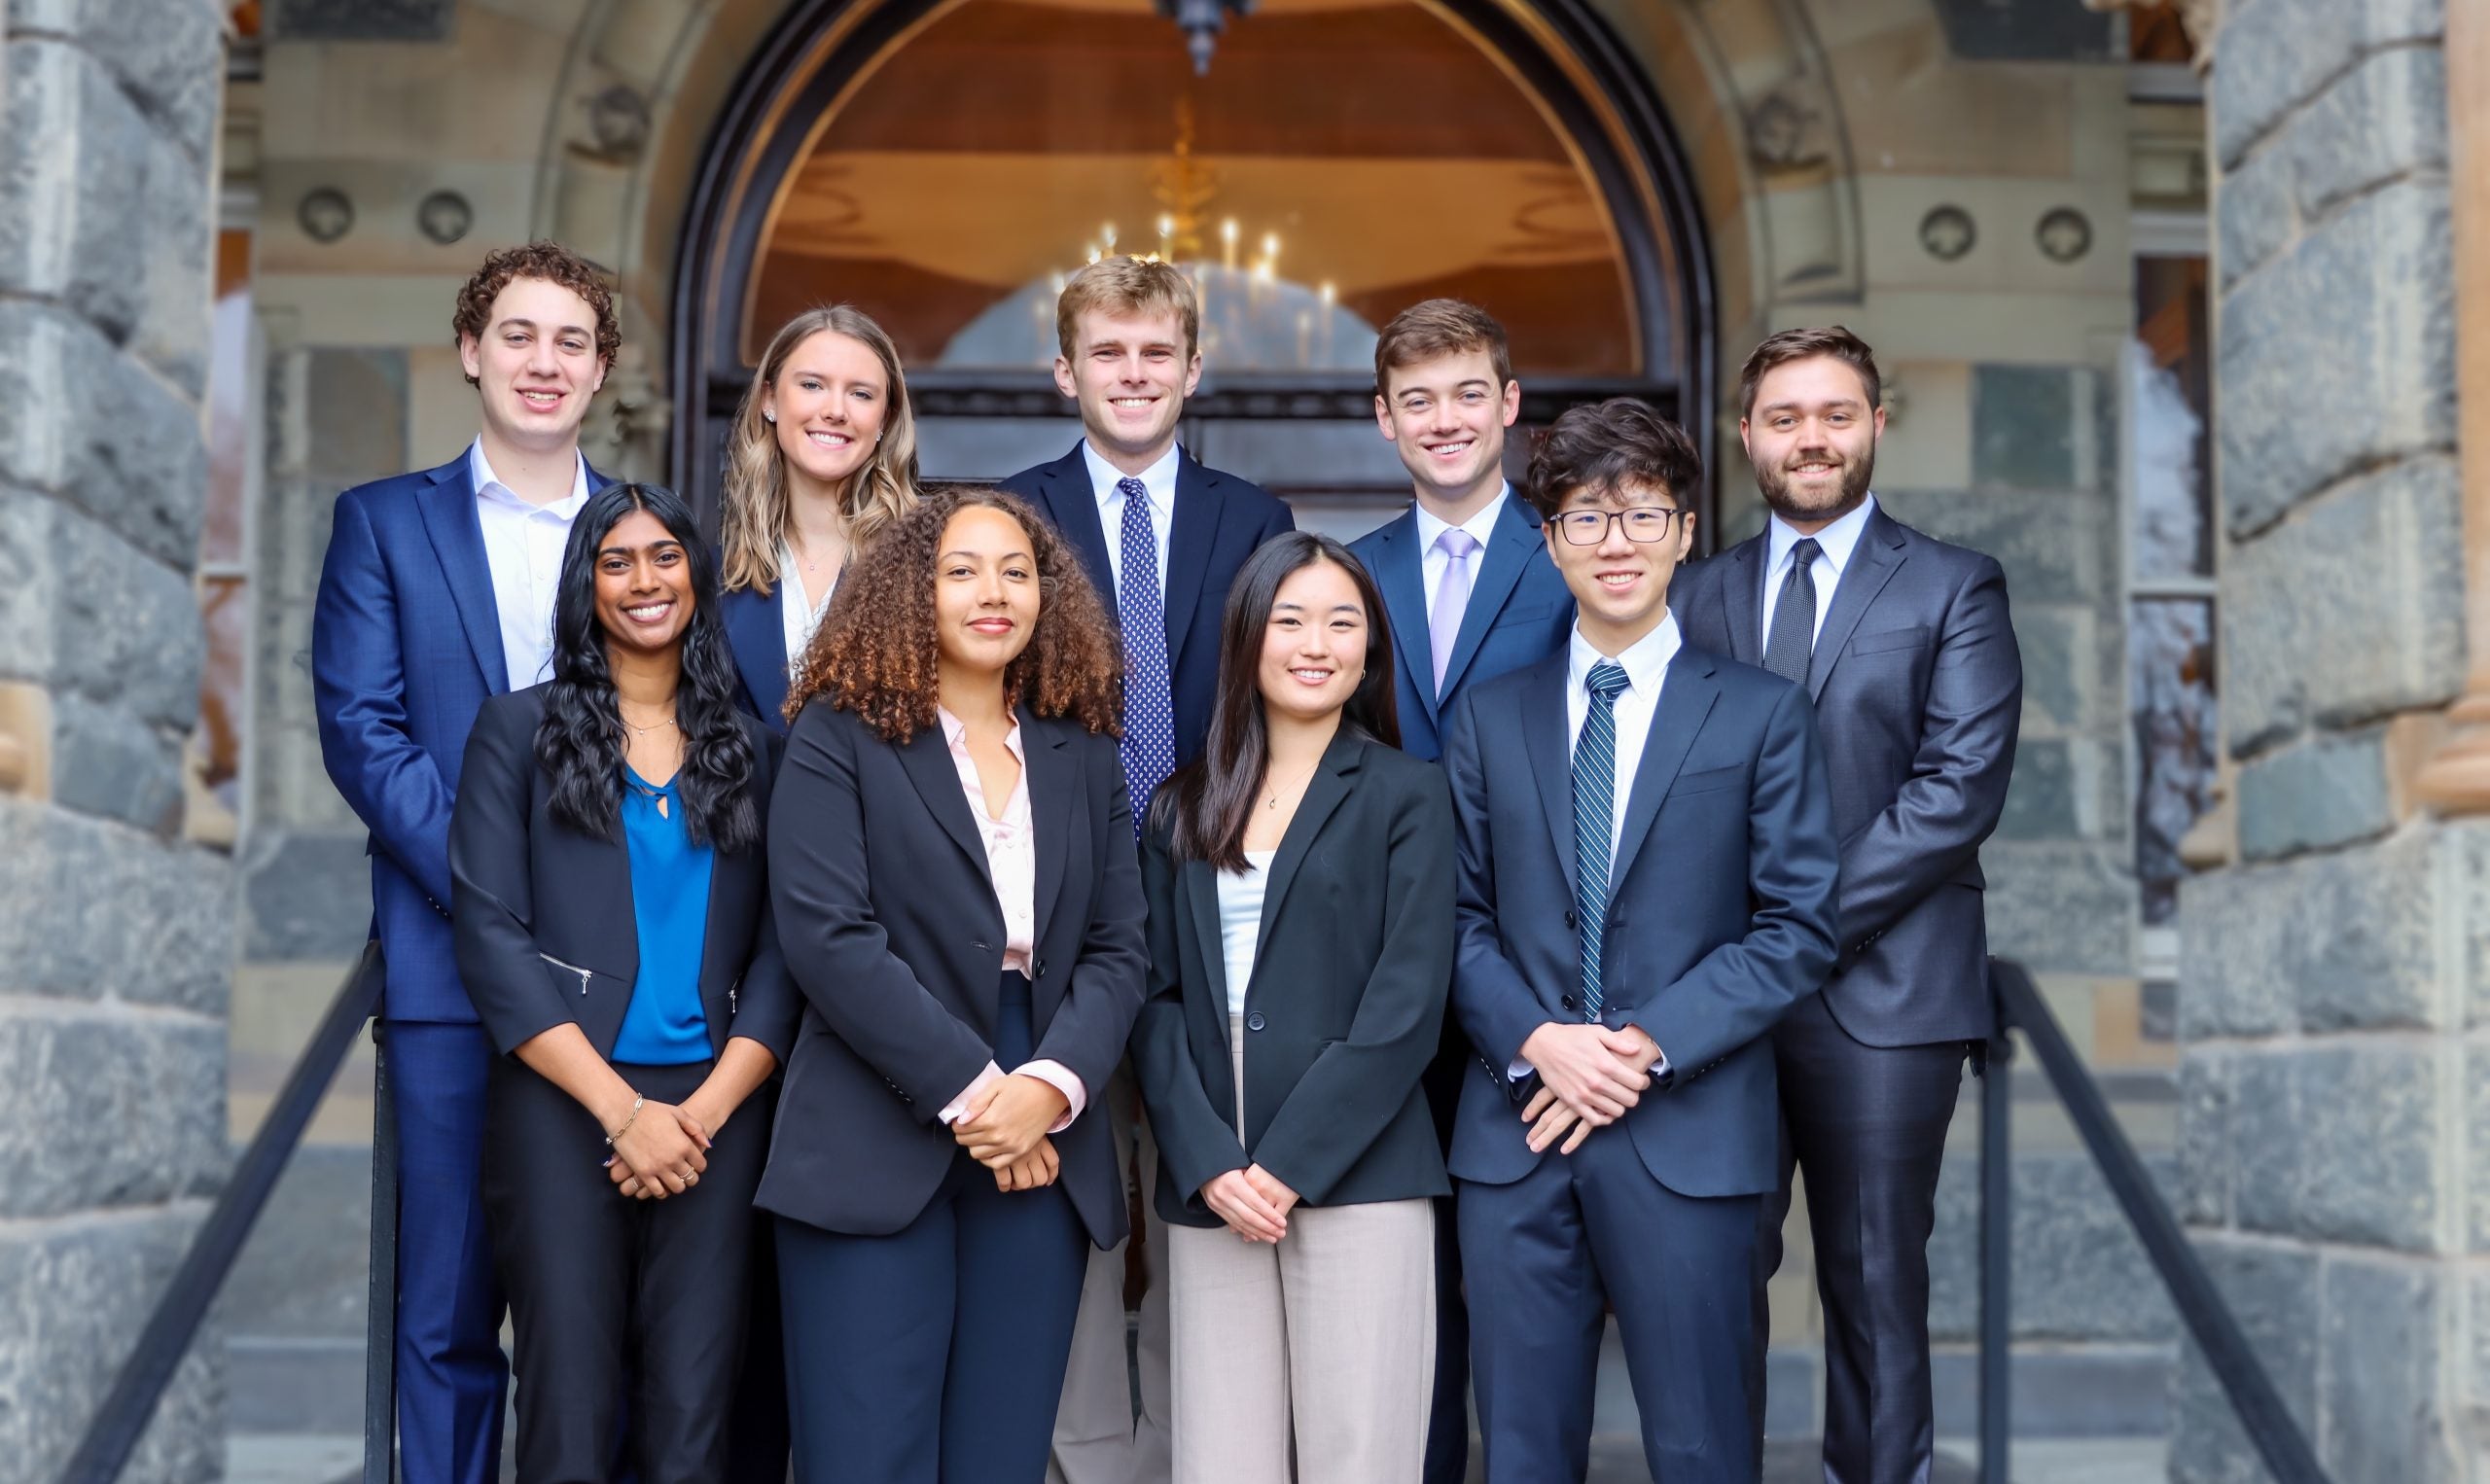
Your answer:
[1673,504,2021,1046]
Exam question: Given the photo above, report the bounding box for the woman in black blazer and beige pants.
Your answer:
[758,485,1147,1484]
[1131,532,1456,1484]
[450,482,800,1483]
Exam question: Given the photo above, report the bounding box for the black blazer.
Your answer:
[1000,442,1297,765]
[721,583,793,735]
[754,701,1150,1248]
[1132,732,1456,1228]
[1673,505,2022,1045]
[447,685,800,1068]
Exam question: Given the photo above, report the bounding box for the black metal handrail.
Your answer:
[1979,957,2327,1484]
[56,945,384,1484]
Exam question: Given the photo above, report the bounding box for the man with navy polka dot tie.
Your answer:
[1001,255,1295,1484]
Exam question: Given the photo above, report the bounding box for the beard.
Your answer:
[1755,442,1875,524]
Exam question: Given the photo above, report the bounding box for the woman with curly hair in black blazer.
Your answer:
[449,480,800,1483]
[758,483,1148,1484]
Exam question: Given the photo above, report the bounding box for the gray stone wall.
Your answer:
[0,2,235,1480]
[2181,1,2471,1479]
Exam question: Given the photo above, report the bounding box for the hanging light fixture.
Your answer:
[1156,0,1253,75]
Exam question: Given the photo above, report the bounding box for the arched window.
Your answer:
[675,0,1711,535]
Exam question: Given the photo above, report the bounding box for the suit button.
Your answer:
[1035,960,1049,979]
[1560,994,1577,1010]
[976,940,991,953]
[1564,909,1577,929]
[1246,1012,1266,1032]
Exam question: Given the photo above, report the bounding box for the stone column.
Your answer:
[2179,1,2474,1480]
[0,3,238,1481]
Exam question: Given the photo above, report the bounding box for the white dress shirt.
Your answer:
[1412,485,1512,614]
[1512,613,1683,1082]
[470,439,590,690]
[1082,440,1179,591]
[1760,492,1878,650]
[775,539,836,676]
[931,707,1085,1133]
[1216,851,1277,1020]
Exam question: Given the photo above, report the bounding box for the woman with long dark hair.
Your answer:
[1130,532,1455,1484]
[757,484,1147,1482]
[449,480,799,1483]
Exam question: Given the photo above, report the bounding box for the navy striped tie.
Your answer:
[1573,659,1631,1020]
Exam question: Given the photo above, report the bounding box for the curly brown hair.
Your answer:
[786,484,1123,743]
[451,241,622,386]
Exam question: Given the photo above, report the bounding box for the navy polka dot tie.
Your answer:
[1115,477,1176,837]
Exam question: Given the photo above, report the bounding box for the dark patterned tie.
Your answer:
[1572,659,1631,1021]
[1115,477,1176,837]
[1762,537,1822,687]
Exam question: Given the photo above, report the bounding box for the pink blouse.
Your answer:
[934,708,1084,1131]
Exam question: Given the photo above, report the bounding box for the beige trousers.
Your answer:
[1164,1014,1437,1484]
[1049,1061,1174,1484]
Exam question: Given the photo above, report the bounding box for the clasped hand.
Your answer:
[605,1100,710,1199]
[1200,1164,1300,1244]
[1518,1022,1661,1154]
[955,1073,1070,1191]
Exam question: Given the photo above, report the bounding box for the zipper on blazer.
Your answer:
[728,976,741,1014]
[539,952,593,995]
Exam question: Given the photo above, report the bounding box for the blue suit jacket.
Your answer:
[1673,507,2021,1045]
[312,451,612,1023]
[722,583,792,734]
[1347,493,1574,762]
[1441,642,1840,1197]
[1001,442,1296,765]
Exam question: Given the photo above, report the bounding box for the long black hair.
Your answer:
[536,480,760,853]
[1159,532,1398,869]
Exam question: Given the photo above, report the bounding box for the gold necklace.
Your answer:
[620,708,677,737]
[1261,758,1321,811]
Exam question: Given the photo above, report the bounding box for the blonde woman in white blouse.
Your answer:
[1131,531,1457,1484]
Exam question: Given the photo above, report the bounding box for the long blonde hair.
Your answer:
[721,305,921,595]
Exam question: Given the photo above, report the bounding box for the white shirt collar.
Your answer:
[1766,491,1877,578]
[1082,440,1181,517]
[1413,483,1511,556]
[469,437,591,513]
[1568,609,1682,696]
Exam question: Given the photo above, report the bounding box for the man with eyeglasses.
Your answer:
[1674,327,2022,1484]
[1441,396,1838,1481]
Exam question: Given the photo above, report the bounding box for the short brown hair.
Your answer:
[786,484,1122,743]
[1523,397,1703,519]
[1055,257,1199,362]
[1737,325,1880,421]
[1374,298,1512,396]
[451,241,622,387]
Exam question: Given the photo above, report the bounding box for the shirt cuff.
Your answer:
[939,1061,1006,1125]
[1507,1056,1535,1081]
[1013,1059,1087,1133]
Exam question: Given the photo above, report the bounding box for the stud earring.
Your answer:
[764,409,776,424]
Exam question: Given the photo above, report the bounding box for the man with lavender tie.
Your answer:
[1348,299,1572,1484]
[1002,255,1294,1484]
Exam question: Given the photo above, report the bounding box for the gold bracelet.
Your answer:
[605,1093,644,1147]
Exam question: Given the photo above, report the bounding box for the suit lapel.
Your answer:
[896,724,992,883]
[1162,452,1225,670]
[1437,497,1541,702]
[1040,446,1118,609]
[1518,658,1578,900]
[1368,512,1436,724]
[1253,732,1361,955]
[1608,649,1719,896]
[1724,537,1764,666]
[1026,712,1073,939]
[412,456,511,693]
[721,585,790,727]
[1807,511,1908,700]
[1182,857,1231,1056]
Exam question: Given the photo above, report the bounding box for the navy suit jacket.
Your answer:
[1673,506,2021,1045]
[1441,642,1840,1197]
[1347,493,1574,762]
[312,451,612,1024]
[1000,442,1296,764]
[721,583,793,734]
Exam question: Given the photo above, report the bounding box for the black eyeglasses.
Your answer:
[1547,507,1689,546]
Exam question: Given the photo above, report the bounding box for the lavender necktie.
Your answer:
[1429,527,1480,697]
[1115,477,1176,836]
